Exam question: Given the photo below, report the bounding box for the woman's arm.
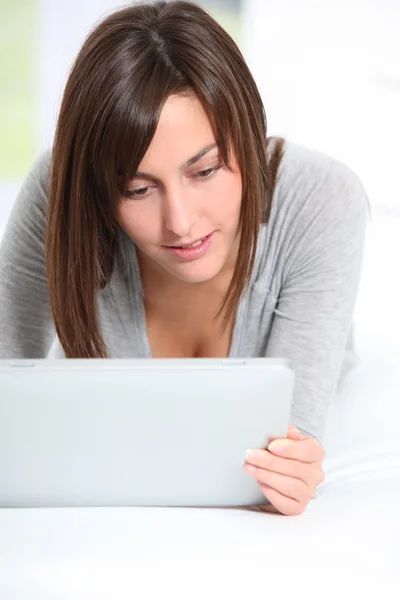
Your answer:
[242,160,369,514]
[0,150,55,358]
[265,161,369,446]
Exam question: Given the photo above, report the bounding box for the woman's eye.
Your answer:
[195,164,222,180]
[124,165,222,198]
[125,186,150,198]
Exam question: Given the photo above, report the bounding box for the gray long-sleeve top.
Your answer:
[0,141,369,444]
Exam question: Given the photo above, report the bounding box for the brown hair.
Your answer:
[45,0,285,358]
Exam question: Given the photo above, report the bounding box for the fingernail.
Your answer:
[243,463,257,473]
[246,449,263,460]
[268,442,284,454]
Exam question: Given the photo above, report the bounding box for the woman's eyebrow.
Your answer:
[134,142,218,179]
[183,142,218,168]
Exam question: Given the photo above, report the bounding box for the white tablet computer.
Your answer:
[0,358,294,508]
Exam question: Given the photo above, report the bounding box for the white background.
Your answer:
[1,0,399,217]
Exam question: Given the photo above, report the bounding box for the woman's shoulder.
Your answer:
[254,139,369,286]
[15,148,53,217]
[0,148,53,270]
[268,139,370,230]
[276,140,368,204]
[5,148,52,230]
[29,147,52,195]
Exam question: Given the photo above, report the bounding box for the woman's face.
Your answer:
[117,94,242,285]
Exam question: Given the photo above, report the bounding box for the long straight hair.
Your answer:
[45,0,285,358]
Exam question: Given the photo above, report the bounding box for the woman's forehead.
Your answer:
[136,95,218,168]
[152,95,214,141]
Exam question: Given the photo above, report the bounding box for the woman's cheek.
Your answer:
[117,202,161,246]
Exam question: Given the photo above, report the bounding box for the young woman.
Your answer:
[0,1,369,515]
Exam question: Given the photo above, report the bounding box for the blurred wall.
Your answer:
[242,0,400,212]
[1,0,399,224]
[0,0,241,224]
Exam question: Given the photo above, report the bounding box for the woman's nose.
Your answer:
[163,187,197,238]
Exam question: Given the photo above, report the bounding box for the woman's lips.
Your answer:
[163,231,215,261]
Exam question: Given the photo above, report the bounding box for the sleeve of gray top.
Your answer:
[0,150,55,358]
[265,161,369,447]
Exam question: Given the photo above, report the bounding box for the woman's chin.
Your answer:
[170,265,222,285]
[163,255,227,285]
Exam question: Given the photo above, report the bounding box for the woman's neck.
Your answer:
[137,243,238,315]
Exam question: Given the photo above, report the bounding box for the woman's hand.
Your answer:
[243,424,325,516]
